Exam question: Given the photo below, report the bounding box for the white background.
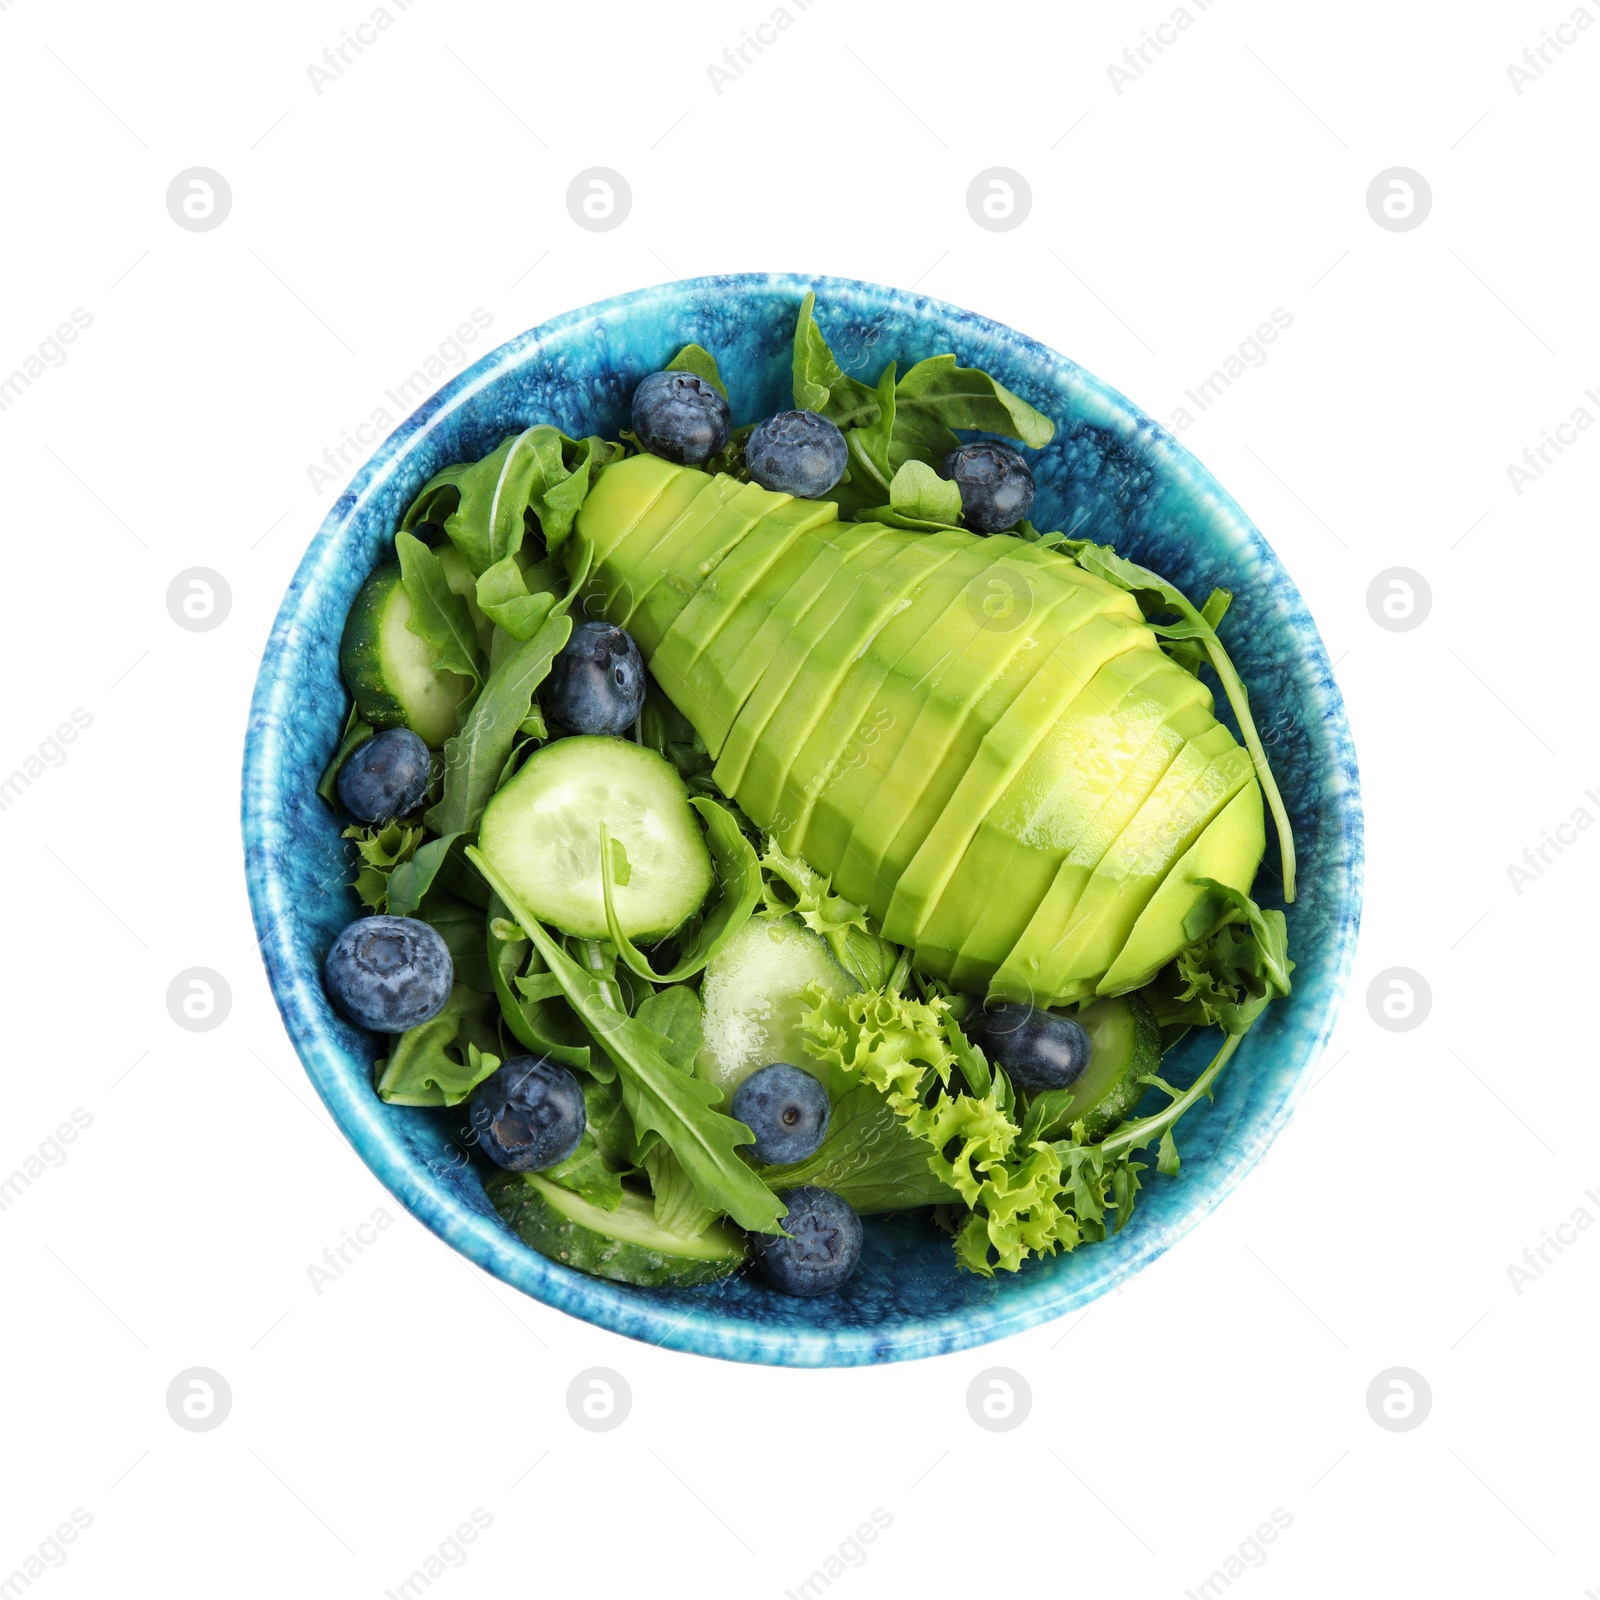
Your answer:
[2,0,1596,1595]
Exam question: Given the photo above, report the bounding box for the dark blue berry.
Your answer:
[337,728,432,823]
[631,370,731,466]
[324,915,453,1033]
[752,1187,863,1297]
[545,621,646,736]
[730,1063,831,1165]
[469,1055,587,1172]
[745,410,848,498]
[942,441,1036,533]
[970,1002,1091,1091]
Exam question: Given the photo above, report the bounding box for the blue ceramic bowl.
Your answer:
[242,273,1361,1366]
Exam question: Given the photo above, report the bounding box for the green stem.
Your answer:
[575,937,626,1015]
[1095,1030,1245,1163]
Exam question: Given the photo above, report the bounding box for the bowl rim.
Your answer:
[242,271,1363,1367]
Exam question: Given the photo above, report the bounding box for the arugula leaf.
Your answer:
[1146,878,1292,1037]
[468,846,786,1234]
[666,343,727,399]
[758,837,898,990]
[394,530,484,686]
[541,1131,626,1211]
[318,706,373,805]
[341,821,422,911]
[1164,587,1233,677]
[600,798,761,983]
[475,554,559,641]
[487,905,594,1073]
[756,1083,960,1213]
[1060,538,1296,901]
[791,290,880,427]
[860,459,964,532]
[425,604,570,835]
[841,361,897,510]
[402,425,618,573]
[386,831,463,918]
[891,354,1056,472]
[373,985,502,1106]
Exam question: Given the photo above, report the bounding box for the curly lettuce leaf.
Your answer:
[468,846,785,1235]
[1146,878,1292,1037]
[342,821,423,911]
[759,838,898,990]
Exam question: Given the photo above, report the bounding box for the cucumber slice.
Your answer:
[487,1171,746,1288]
[339,562,475,748]
[1028,994,1161,1141]
[477,735,713,941]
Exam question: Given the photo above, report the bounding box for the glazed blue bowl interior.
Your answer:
[243,273,1361,1367]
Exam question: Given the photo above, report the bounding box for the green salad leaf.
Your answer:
[791,290,879,427]
[468,846,786,1235]
[890,353,1056,467]
[318,706,374,805]
[1146,878,1292,1038]
[758,838,898,990]
[425,604,569,836]
[374,986,502,1106]
[395,531,484,686]
[487,905,594,1073]
[342,821,423,911]
[666,342,727,399]
[860,459,964,532]
[1060,538,1296,902]
[386,831,463,919]
[600,798,762,983]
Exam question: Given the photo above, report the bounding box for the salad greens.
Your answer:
[325,288,1296,1286]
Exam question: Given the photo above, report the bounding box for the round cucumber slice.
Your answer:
[1022,993,1161,1142]
[339,562,474,748]
[477,736,713,941]
[487,1170,746,1288]
[695,914,859,1102]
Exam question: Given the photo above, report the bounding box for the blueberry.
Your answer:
[545,621,646,736]
[469,1054,587,1172]
[969,1002,1092,1091]
[336,728,432,823]
[631,370,732,466]
[941,441,1036,534]
[730,1063,831,1165]
[324,915,453,1033]
[744,410,848,498]
[751,1186,863,1297]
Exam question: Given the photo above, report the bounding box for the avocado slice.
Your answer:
[651,494,840,728]
[759,529,973,848]
[571,455,702,617]
[1033,734,1257,1003]
[794,537,1004,875]
[697,518,896,755]
[926,652,1216,986]
[886,614,1174,950]
[829,541,1142,908]
[714,521,906,803]
[621,478,777,652]
[1097,778,1266,996]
